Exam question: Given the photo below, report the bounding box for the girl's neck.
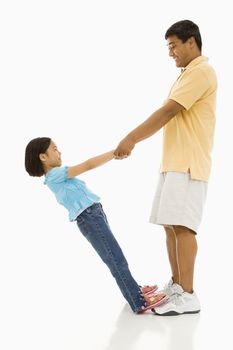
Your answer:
[44,164,55,175]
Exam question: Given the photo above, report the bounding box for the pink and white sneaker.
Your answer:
[140,284,158,295]
[137,291,168,314]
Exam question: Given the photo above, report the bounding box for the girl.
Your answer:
[25,137,167,313]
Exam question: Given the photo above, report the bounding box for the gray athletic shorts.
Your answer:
[149,172,208,233]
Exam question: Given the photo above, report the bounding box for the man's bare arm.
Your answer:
[114,100,184,158]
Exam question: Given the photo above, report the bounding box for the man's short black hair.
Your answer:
[165,20,202,51]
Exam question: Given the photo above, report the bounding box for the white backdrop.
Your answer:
[0,1,232,349]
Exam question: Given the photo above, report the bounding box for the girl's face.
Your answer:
[40,140,62,171]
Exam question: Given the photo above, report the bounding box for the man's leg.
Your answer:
[172,225,197,293]
[164,226,179,284]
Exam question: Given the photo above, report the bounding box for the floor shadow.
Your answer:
[105,304,200,350]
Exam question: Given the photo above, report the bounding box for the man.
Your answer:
[114,20,217,316]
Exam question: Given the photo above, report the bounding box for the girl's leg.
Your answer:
[76,203,145,313]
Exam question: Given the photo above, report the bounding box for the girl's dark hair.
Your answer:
[25,137,51,177]
[165,20,202,51]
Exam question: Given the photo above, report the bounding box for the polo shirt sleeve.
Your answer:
[169,68,210,110]
[47,166,68,184]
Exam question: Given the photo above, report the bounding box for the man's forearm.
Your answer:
[126,105,175,144]
[114,99,184,158]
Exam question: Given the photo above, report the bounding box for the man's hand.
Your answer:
[114,136,135,159]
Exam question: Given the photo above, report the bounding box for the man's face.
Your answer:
[166,35,193,68]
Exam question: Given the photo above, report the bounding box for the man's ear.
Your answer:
[188,36,196,48]
[39,153,47,162]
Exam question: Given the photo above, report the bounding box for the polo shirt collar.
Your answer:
[181,56,208,73]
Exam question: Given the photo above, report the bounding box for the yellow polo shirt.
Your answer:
[160,56,217,181]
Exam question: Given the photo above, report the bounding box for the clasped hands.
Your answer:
[113,136,135,160]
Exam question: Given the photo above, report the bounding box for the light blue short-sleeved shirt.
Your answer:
[44,166,100,221]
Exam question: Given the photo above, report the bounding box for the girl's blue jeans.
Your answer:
[75,202,145,313]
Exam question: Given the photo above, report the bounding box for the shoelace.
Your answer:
[162,283,170,292]
[168,291,184,305]
[161,280,173,295]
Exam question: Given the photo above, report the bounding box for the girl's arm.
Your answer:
[67,150,114,178]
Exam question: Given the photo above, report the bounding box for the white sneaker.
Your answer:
[160,278,174,296]
[160,279,184,298]
[153,285,201,316]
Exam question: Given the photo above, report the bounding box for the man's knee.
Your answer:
[173,225,196,235]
